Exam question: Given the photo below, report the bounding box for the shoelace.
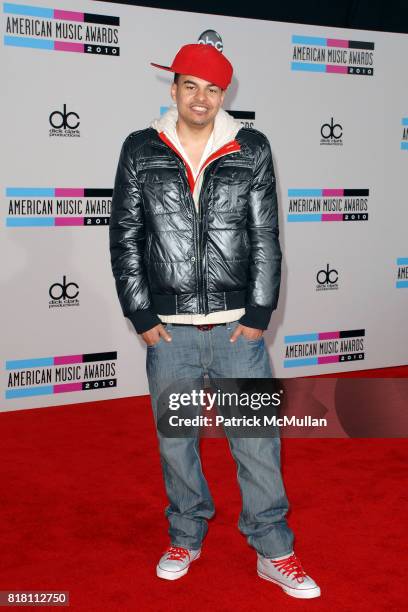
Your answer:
[165,546,190,562]
[271,553,307,583]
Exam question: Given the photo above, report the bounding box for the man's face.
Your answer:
[171,74,225,128]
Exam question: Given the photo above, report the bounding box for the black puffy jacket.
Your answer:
[109,126,282,334]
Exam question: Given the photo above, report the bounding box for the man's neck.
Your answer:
[175,116,214,147]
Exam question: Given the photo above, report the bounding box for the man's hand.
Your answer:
[230,324,263,343]
[142,323,172,347]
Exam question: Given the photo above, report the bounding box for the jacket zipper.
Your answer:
[196,148,241,314]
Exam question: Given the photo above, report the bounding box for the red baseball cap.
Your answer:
[150,43,233,90]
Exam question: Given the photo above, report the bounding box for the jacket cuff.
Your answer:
[127,310,162,334]
[238,305,273,330]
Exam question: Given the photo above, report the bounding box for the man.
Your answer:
[109,43,320,599]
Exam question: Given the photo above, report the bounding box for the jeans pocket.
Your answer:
[240,334,264,345]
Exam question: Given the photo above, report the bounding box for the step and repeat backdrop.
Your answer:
[1,0,407,412]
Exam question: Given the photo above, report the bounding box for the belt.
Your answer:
[163,322,228,331]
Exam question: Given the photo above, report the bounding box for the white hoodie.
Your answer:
[150,104,246,325]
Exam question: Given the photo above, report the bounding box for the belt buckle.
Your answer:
[196,324,214,331]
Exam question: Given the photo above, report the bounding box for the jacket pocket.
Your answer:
[212,177,250,214]
[143,179,183,215]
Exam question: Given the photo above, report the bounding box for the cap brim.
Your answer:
[150,62,174,72]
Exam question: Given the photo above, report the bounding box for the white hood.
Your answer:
[150,103,242,156]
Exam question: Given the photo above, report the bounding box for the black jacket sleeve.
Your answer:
[238,136,282,331]
[109,135,162,334]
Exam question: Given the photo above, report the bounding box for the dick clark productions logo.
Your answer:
[49,104,80,137]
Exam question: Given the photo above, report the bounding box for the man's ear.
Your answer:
[170,83,177,103]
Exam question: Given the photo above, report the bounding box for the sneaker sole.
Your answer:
[257,569,321,599]
[156,550,201,581]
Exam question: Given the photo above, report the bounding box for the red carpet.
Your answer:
[0,365,406,611]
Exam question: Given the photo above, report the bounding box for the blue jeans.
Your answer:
[145,320,294,558]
